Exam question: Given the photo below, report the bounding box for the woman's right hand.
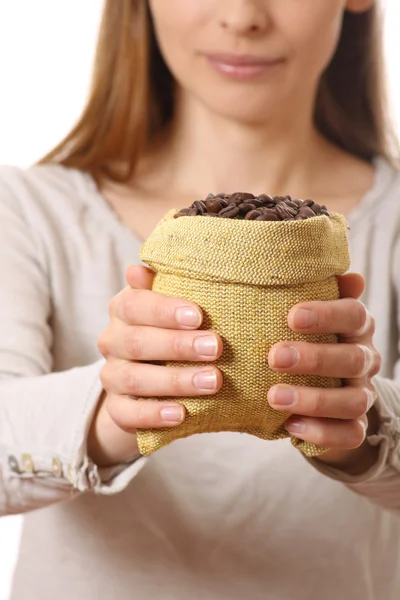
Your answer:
[88,265,223,467]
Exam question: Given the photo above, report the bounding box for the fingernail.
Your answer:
[160,405,185,424]
[194,335,218,358]
[175,306,202,328]
[364,388,376,412]
[269,347,299,369]
[290,309,316,329]
[270,386,296,406]
[193,370,217,391]
[285,418,306,434]
[358,418,368,434]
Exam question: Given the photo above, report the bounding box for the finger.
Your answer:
[106,394,186,432]
[109,287,203,330]
[337,272,365,299]
[268,341,380,378]
[100,360,222,397]
[268,384,375,419]
[285,415,367,449]
[126,264,155,290]
[99,322,223,362]
[287,298,370,337]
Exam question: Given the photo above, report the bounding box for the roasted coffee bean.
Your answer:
[174,191,332,220]
[284,200,299,211]
[257,194,274,204]
[299,207,315,219]
[245,209,262,220]
[193,200,207,214]
[217,198,229,208]
[229,192,255,205]
[219,206,240,218]
[275,203,297,220]
[238,203,256,214]
[206,199,223,214]
[311,202,322,215]
[256,211,280,221]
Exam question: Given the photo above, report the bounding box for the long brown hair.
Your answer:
[40,0,397,182]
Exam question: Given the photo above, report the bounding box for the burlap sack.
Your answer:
[137,209,350,457]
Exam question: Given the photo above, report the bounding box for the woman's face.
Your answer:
[149,0,373,124]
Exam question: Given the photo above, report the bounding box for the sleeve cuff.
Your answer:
[305,376,400,485]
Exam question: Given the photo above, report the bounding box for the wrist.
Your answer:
[88,391,140,468]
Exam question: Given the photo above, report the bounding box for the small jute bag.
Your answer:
[137,209,350,457]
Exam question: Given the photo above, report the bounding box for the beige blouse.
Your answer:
[0,160,399,599]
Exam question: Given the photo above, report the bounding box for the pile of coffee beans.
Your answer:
[174,192,330,221]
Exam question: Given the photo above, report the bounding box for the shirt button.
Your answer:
[52,457,63,478]
[21,453,34,473]
[8,455,21,474]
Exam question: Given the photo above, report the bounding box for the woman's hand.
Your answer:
[89,265,223,467]
[267,273,382,475]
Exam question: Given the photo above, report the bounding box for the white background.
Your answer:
[0,1,399,597]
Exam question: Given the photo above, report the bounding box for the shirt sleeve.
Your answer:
[0,170,146,516]
[306,234,400,515]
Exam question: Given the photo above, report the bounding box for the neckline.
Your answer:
[79,157,394,244]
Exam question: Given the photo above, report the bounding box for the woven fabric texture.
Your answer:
[137,209,350,457]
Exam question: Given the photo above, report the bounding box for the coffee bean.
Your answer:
[245,209,262,220]
[219,206,240,218]
[256,211,280,221]
[174,192,331,221]
[298,207,315,219]
[311,202,322,215]
[206,199,223,214]
[229,192,255,205]
[217,198,229,208]
[193,200,207,214]
[257,194,274,203]
[238,203,256,214]
[275,204,297,220]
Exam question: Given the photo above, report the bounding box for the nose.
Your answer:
[218,0,270,36]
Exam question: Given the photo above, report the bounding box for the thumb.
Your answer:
[337,272,365,300]
[126,264,155,290]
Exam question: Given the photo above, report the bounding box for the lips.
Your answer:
[205,53,284,79]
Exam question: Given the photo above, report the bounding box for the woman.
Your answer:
[1,0,399,598]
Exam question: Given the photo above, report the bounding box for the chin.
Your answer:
[206,96,279,125]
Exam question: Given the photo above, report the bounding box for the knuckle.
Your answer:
[122,290,137,322]
[348,346,366,377]
[126,364,141,395]
[151,297,171,324]
[309,389,325,416]
[168,369,184,395]
[124,327,144,359]
[309,346,324,372]
[97,330,110,356]
[352,301,367,333]
[322,303,335,328]
[354,389,369,418]
[370,349,382,376]
[169,333,188,360]
[99,364,111,391]
[369,314,376,336]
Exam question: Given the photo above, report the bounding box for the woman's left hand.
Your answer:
[267,273,382,474]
